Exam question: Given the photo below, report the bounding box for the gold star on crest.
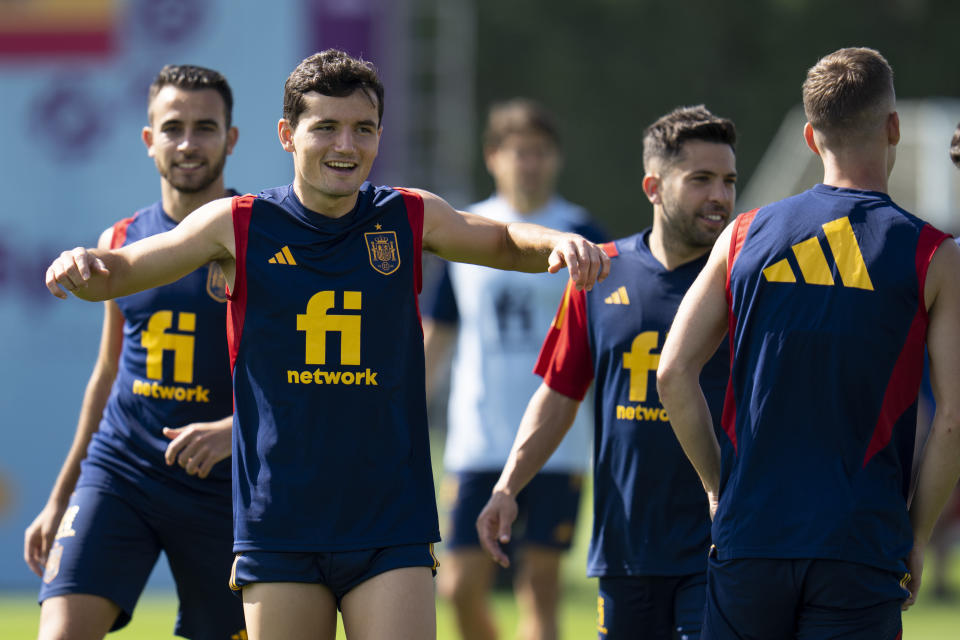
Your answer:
[375,224,382,230]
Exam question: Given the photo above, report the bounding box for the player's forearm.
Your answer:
[658,369,721,494]
[909,404,960,544]
[85,246,203,301]
[499,222,571,273]
[494,384,580,496]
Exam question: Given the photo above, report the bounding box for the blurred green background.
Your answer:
[465,0,960,236]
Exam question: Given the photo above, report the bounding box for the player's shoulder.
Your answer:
[602,231,649,260]
[104,200,162,248]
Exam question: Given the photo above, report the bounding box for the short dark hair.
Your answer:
[642,105,737,173]
[951,121,960,169]
[483,98,560,151]
[148,64,234,128]
[283,49,384,128]
[802,47,894,138]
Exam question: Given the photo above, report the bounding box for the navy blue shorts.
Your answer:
[702,554,908,640]
[229,543,439,608]
[597,573,705,640]
[38,486,244,640]
[444,470,582,552]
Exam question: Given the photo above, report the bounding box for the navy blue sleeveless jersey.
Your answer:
[718,184,949,572]
[228,183,440,552]
[80,199,234,501]
[534,230,729,577]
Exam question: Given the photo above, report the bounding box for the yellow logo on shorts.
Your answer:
[43,542,64,584]
[597,595,609,635]
[54,505,80,540]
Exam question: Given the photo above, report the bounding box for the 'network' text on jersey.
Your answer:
[287,290,381,385]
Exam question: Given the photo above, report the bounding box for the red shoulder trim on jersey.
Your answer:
[394,187,424,293]
[719,209,758,455]
[533,280,593,401]
[110,215,136,249]
[863,224,950,467]
[394,187,426,337]
[601,241,619,258]
[727,209,758,289]
[914,225,950,324]
[227,195,256,381]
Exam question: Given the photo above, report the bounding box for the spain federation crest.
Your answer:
[365,231,401,275]
[206,262,228,302]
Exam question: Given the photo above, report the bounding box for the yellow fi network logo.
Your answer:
[289,290,380,386]
[141,311,196,382]
[297,291,361,365]
[616,331,671,422]
[623,331,660,403]
[134,311,212,402]
[762,216,874,290]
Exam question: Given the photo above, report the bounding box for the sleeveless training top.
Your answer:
[81,199,234,503]
[229,183,440,552]
[535,230,729,577]
[718,184,948,572]
[426,194,602,473]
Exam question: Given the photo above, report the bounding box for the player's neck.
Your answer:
[648,223,710,271]
[292,179,360,218]
[500,189,551,216]
[161,179,230,222]
[818,145,892,194]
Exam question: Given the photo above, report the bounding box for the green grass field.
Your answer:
[4,507,960,639]
[3,558,960,639]
[5,451,960,638]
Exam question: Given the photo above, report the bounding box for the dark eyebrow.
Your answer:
[690,169,739,178]
[314,118,378,128]
[159,117,221,129]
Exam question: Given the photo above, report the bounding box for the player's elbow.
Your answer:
[656,351,695,404]
[655,357,681,401]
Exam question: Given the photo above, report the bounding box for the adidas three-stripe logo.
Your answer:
[269,246,297,266]
[762,216,873,290]
[604,286,630,305]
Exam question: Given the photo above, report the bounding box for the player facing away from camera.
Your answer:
[24,65,244,640]
[477,105,737,640]
[422,98,604,640]
[44,49,609,640]
[658,47,960,639]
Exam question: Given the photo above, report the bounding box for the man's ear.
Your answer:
[278,119,295,152]
[142,126,155,157]
[642,174,661,205]
[226,126,239,156]
[887,111,900,146]
[803,122,821,156]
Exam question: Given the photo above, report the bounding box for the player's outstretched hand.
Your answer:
[163,419,232,479]
[24,502,66,578]
[45,247,109,299]
[547,236,610,292]
[902,541,924,611]
[476,490,518,568]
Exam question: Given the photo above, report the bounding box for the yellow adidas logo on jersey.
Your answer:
[762,216,874,290]
[268,246,297,265]
[604,286,630,305]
